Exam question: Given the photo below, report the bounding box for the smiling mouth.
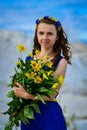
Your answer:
[43,43,49,46]
[43,42,49,44]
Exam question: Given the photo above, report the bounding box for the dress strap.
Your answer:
[54,56,63,98]
[57,56,63,64]
[54,56,63,69]
[25,56,33,62]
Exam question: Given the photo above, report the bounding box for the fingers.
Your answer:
[14,82,22,93]
[14,86,18,92]
[15,82,22,88]
[14,86,20,95]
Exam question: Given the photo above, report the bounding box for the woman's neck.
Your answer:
[39,48,55,58]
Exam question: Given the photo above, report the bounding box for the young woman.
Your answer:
[14,16,72,130]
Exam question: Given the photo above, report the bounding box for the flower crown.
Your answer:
[36,16,61,31]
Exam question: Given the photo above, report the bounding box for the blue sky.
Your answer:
[0,0,87,43]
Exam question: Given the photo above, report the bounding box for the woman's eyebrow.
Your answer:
[38,31,53,33]
[47,32,53,34]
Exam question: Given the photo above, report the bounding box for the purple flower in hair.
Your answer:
[36,19,40,25]
[55,21,61,26]
[43,16,49,19]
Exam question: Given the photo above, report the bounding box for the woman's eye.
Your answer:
[39,32,44,35]
[48,32,53,35]
[38,31,53,35]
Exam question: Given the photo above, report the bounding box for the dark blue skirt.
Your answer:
[21,101,67,130]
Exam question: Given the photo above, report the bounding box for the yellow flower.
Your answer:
[37,62,42,68]
[43,73,48,80]
[25,72,31,78]
[58,26,62,31]
[50,17,57,22]
[31,72,36,77]
[28,52,33,57]
[31,61,37,68]
[31,61,41,71]
[25,72,36,79]
[35,50,40,55]
[17,44,26,52]
[39,17,43,21]
[39,58,46,64]
[16,61,21,66]
[45,55,50,59]
[58,75,64,85]
[33,66,41,72]
[46,62,53,68]
[52,83,58,89]
[47,71,53,76]
[34,76,41,83]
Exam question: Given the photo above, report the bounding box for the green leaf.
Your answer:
[4,119,14,130]
[14,67,18,73]
[18,110,28,124]
[34,103,40,113]
[4,125,12,130]
[29,101,40,113]
[7,90,14,98]
[37,94,46,104]
[19,59,25,66]
[39,87,49,92]
[19,98,23,103]
[24,105,34,119]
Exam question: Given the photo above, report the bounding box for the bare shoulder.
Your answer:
[54,58,68,77]
[58,57,67,66]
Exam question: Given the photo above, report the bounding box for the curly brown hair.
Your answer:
[32,17,72,65]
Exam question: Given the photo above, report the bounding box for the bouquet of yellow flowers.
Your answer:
[3,44,64,130]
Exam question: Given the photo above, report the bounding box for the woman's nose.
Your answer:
[43,34,48,39]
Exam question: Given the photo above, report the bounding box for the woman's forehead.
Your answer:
[37,23,56,32]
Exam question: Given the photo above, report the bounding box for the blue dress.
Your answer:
[21,56,67,130]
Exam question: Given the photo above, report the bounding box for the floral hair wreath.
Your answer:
[36,16,62,31]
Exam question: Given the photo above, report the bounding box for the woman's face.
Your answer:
[37,23,58,49]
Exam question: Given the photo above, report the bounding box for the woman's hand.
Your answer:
[14,82,27,98]
[14,82,34,100]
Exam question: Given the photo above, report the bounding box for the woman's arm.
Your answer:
[53,58,67,91]
[14,82,54,101]
[46,58,68,99]
[14,82,34,99]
